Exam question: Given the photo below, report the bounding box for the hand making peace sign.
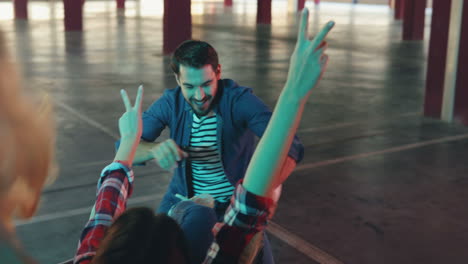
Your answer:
[285,8,335,99]
[119,85,144,143]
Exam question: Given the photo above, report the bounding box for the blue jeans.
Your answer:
[170,200,275,264]
[169,201,217,264]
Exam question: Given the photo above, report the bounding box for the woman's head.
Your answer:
[91,207,190,264]
[0,29,56,230]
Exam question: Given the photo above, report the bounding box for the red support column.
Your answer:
[402,0,427,40]
[454,3,468,125]
[257,0,272,24]
[117,0,125,9]
[224,0,232,6]
[394,0,404,20]
[314,0,320,4]
[298,0,305,11]
[424,0,451,118]
[163,0,191,55]
[63,0,83,31]
[14,0,28,19]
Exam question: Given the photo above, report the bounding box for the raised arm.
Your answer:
[75,86,144,264]
[131,140,159,164]
[243,9,334,196]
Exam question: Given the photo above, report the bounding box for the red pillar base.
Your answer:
[224,0,233,6]
[314,0,320,5]
[63,0,83,31]
[424,0,451,118]
[14,0,28,20]
[394,0,404,20]
[117,0,125,9]
[298,0,306,11]
[163,0,191,55]
[402,0,427,40]
[454,3,468,125]
[257,0,272,25]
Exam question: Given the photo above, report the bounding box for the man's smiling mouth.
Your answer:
[193,98,208,106]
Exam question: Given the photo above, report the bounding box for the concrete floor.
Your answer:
[2,0,468,263]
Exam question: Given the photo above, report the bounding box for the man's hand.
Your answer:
[114,85,144,166]
[190,193,215,208]
[150,139,188,171]
[284,8,334,100]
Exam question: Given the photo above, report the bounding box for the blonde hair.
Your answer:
[0,29,56,219]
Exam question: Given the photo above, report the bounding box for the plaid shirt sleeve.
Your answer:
[73,162,134,264]
[203,182,276,264]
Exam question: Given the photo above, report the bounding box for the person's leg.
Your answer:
[254,232,275,264]
[157,189,179,214]
[170,201,217,264]
[214,200,230,221]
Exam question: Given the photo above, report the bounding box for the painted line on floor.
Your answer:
[17,198,341,264]
[297,111,420,133]
[42,169,167,194]
[72,160,114,169]
[63,110,421,171]
[57,259,73,264]
[15,194,161,227]
[268,221,344,264]
[55,100,119,140]
[57,98,419,144]
[48,104,441,264]
[296,132,468,171]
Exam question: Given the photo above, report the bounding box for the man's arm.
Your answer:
[132,140,158,164]
[115,91,172,164]
[140,93,171,142]
[233,90,304,166]
[119,93,188,167]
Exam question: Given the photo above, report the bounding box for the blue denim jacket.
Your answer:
[141,79,304,213]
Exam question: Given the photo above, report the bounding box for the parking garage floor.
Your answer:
[2,1,468,263]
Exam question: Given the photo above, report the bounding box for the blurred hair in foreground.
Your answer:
[0,28,56,236]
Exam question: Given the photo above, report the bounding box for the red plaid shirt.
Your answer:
[73,162,274,264]
[202,182,275,263]
[74,162,133,264]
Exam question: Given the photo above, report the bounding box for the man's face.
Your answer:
[176,64,221,116]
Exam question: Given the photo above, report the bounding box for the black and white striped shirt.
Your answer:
[189,112,234,202]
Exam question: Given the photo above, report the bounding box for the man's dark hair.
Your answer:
[91,207,189,264]
[170,40,219,76]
